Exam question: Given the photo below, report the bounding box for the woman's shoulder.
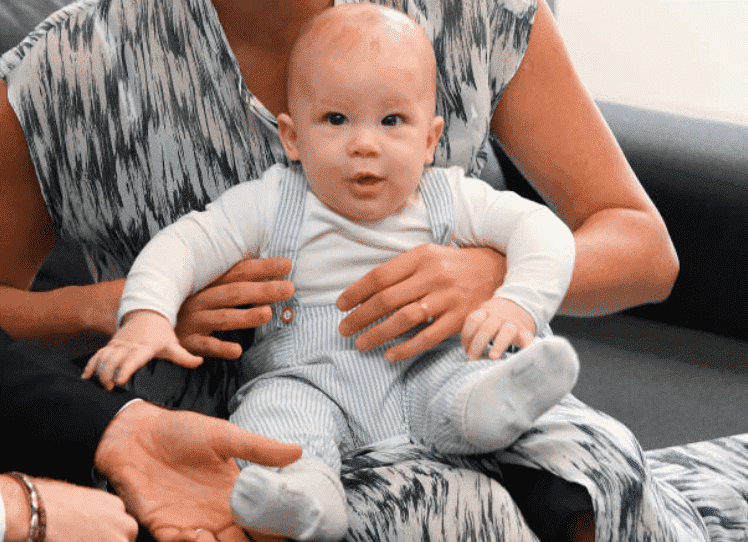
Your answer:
[0,0,100,80]
[400,0,537,33]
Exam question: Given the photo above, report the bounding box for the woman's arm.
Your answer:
[338,0,677,360]
[492,0,679,316]
[0,79,292,353]
[0,78,114,342]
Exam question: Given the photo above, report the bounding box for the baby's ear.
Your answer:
[424,115,444,165]
[277,113,301,161]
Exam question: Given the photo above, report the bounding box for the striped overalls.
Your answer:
[229,168,513,472]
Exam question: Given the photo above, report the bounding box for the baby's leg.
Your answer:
[229,378,349,541]
[406,336,579,454]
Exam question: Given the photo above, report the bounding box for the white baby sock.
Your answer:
[230,457,348,542]
[453,336,580,451]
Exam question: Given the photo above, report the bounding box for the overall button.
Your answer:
[281,307,295,324]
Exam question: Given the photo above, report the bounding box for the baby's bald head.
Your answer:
[287,4,437,114]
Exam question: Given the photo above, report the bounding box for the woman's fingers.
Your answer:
[185,281,293,313]
[338,271,427,338]
[337,245,504,360]
[179,305,274,333]
[174,258,295,360]
[383,312,462,362]
[212,256,292,287]
[185,257,294,314]
[348,295,437,348]
[337,248,424,313]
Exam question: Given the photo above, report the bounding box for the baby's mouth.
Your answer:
[351,173,385,185]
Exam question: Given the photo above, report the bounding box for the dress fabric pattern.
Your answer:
[3,0,748,540]
[0,0,533,283]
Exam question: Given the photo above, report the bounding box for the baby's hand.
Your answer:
[82,310,203,390]
[461,298,536,360]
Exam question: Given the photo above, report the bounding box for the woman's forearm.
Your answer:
[0,280,125,343]
[558,207,679,317]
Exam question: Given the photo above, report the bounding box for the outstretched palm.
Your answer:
[95,402,302,542]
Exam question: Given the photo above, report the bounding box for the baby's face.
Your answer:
[278,19,443,222]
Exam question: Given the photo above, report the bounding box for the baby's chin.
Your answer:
[337,198,415,223]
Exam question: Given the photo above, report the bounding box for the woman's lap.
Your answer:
[339,395,716,542]
[646,434,748,542]
[129,360,735,541]
[493,394,711,541]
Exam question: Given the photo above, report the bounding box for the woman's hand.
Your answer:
[0,475,138,542]
[40,478,139,542]
[175,257,294,360]
[94,401,302,542]
[337,244,506,362]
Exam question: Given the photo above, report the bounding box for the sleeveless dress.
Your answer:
[3,1,746,541]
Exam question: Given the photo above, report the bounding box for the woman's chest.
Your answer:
[231,44,290,119]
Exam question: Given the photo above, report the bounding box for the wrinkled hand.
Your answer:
[34,478,139,542]
[337,245,506,362]
[175,257,294,360]
[461,297,536,360]
[82,311,203,390]
[94,401,303,542]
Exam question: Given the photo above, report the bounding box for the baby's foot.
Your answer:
[453,336,579,451]
[231,457,348,542]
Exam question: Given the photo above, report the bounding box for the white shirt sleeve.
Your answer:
[117,166,282,327]
[449,167,575,331]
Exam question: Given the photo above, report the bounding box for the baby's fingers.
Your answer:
[82,351,103,380]
[461,309,488,352]
[487,322,521,359]
[160,343,204,369]
[96,351,128,391]
[466,319,510,360]
[113,350,159,387]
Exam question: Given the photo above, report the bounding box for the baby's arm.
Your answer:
[83,176,273,389]
[451,169,576,359]
[82,310,202,390]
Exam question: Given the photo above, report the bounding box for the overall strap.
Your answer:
[420,168,456,245]
[255,165,308,339]
[265,164,308,265]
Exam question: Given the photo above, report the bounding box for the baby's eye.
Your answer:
[325,113,347,126]
[382,114,402,126]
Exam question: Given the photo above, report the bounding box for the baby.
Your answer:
[85,4,579,541]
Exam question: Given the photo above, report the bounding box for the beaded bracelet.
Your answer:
[6,472,46,542]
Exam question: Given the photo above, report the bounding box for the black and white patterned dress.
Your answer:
[3,0,748,540]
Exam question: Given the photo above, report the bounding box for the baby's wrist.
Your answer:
[120,308,171,328]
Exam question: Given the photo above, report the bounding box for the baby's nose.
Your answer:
[347,128,381,156]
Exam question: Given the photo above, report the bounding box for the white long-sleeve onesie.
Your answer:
[119,164,575,334]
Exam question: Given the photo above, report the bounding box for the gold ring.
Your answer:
[420,302,434,325]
